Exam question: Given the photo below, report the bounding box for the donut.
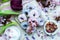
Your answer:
[28,10,40,18]
[18,14,27,23]
[37,18,45,26]
[20,21,29,30]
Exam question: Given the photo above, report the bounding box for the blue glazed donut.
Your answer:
[20,21,29,30]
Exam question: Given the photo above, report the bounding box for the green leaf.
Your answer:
[0,10,20,15]
[0,21,18,34]
[2,0,9,3]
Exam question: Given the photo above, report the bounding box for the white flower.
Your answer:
[18,14,27,22]
[28,10,40,18]
[37,18,45,26]
[23,0,40,13]
[41,11,49,20]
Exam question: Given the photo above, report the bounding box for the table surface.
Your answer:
[0,1,60,40]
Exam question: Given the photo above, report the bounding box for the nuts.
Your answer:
[55,16,60,21]
[36,0,50,7]
[46,22,57,33]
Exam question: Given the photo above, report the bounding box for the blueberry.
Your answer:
[40,20,43,22]
[4,34,7,37]
[25,12,28,15]
[20,17,24,20]
[33,14,35,16]
[23,24,27,27]
[32,21,35,23]
[29,7,32,10]
[21,22,28,29]
[37,18,45,26]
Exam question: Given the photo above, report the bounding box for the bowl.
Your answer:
[44,20,59,35]
[3,26,21,40]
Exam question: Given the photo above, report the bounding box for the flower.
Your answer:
[26,26,36,34]
[18,14,27,22]
[37,18,45,26]
[22,8,29,16]
[28,10,40,18]
[20,21,29,30]
[28,17,38,27]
